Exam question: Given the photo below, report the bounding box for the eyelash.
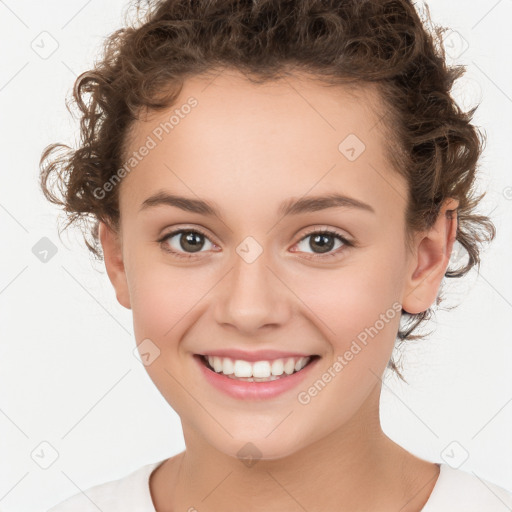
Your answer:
[157,227,354,260]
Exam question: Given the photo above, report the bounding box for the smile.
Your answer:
[194,352,321,400]
[200,354,318,382]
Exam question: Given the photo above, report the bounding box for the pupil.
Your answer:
[178,232,335,254]
[311,233,334,253]
[181,231,204,252]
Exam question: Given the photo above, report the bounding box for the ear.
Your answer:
[402,197,459,315]
[98,221,131,310]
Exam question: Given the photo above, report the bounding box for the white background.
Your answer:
[0,1,511,510]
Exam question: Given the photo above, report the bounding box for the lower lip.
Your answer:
[193,354,320,400]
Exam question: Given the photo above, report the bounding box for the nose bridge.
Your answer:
[213,241,291,333]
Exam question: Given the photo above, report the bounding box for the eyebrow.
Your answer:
[139,191,375,217]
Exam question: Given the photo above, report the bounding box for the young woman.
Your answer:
[40,0,512,510]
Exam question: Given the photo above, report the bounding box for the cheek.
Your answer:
[288,258,405,420]
[291,252,405,359]
[127,253,218,351]
[125,246,190,341]
[126,234,407,356]
[130,271,193,342]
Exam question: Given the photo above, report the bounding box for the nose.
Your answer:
[213,251,292,335]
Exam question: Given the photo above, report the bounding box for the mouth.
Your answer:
[195,353,321,382]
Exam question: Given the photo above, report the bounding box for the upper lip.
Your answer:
[196,349,318,362]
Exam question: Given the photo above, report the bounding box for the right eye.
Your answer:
[158,228,216,259]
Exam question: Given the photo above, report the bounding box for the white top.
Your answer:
[47,460,512,511]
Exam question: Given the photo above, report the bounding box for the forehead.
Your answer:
[119,70,407,221]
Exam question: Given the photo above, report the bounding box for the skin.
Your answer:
[99,69,458,511]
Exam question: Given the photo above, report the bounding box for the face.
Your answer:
[100,69,455,461]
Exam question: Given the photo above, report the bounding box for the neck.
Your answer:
[150,384,439,512]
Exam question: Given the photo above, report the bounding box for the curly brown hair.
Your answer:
[39,0,495,382]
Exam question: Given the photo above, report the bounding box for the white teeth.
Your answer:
[213,356,223,373]
[252,361,271,378]
[233,360,252,378]
[284,357,295,375]
[295,357,308,372]
[221,357,234,375]
[203,355,312,379]
[271,359,284,375]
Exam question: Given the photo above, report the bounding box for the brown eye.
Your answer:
[159,229,214,258]
[307,233,336,253]
[293,229,353,258]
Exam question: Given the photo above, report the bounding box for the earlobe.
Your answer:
[98,221,132,310]
[402,198,459,315]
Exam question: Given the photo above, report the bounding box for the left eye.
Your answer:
[158,228,352,259]
[293,229,351,257]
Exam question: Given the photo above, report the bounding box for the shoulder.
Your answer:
[422,464,512,512]
[46,460,165,512]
